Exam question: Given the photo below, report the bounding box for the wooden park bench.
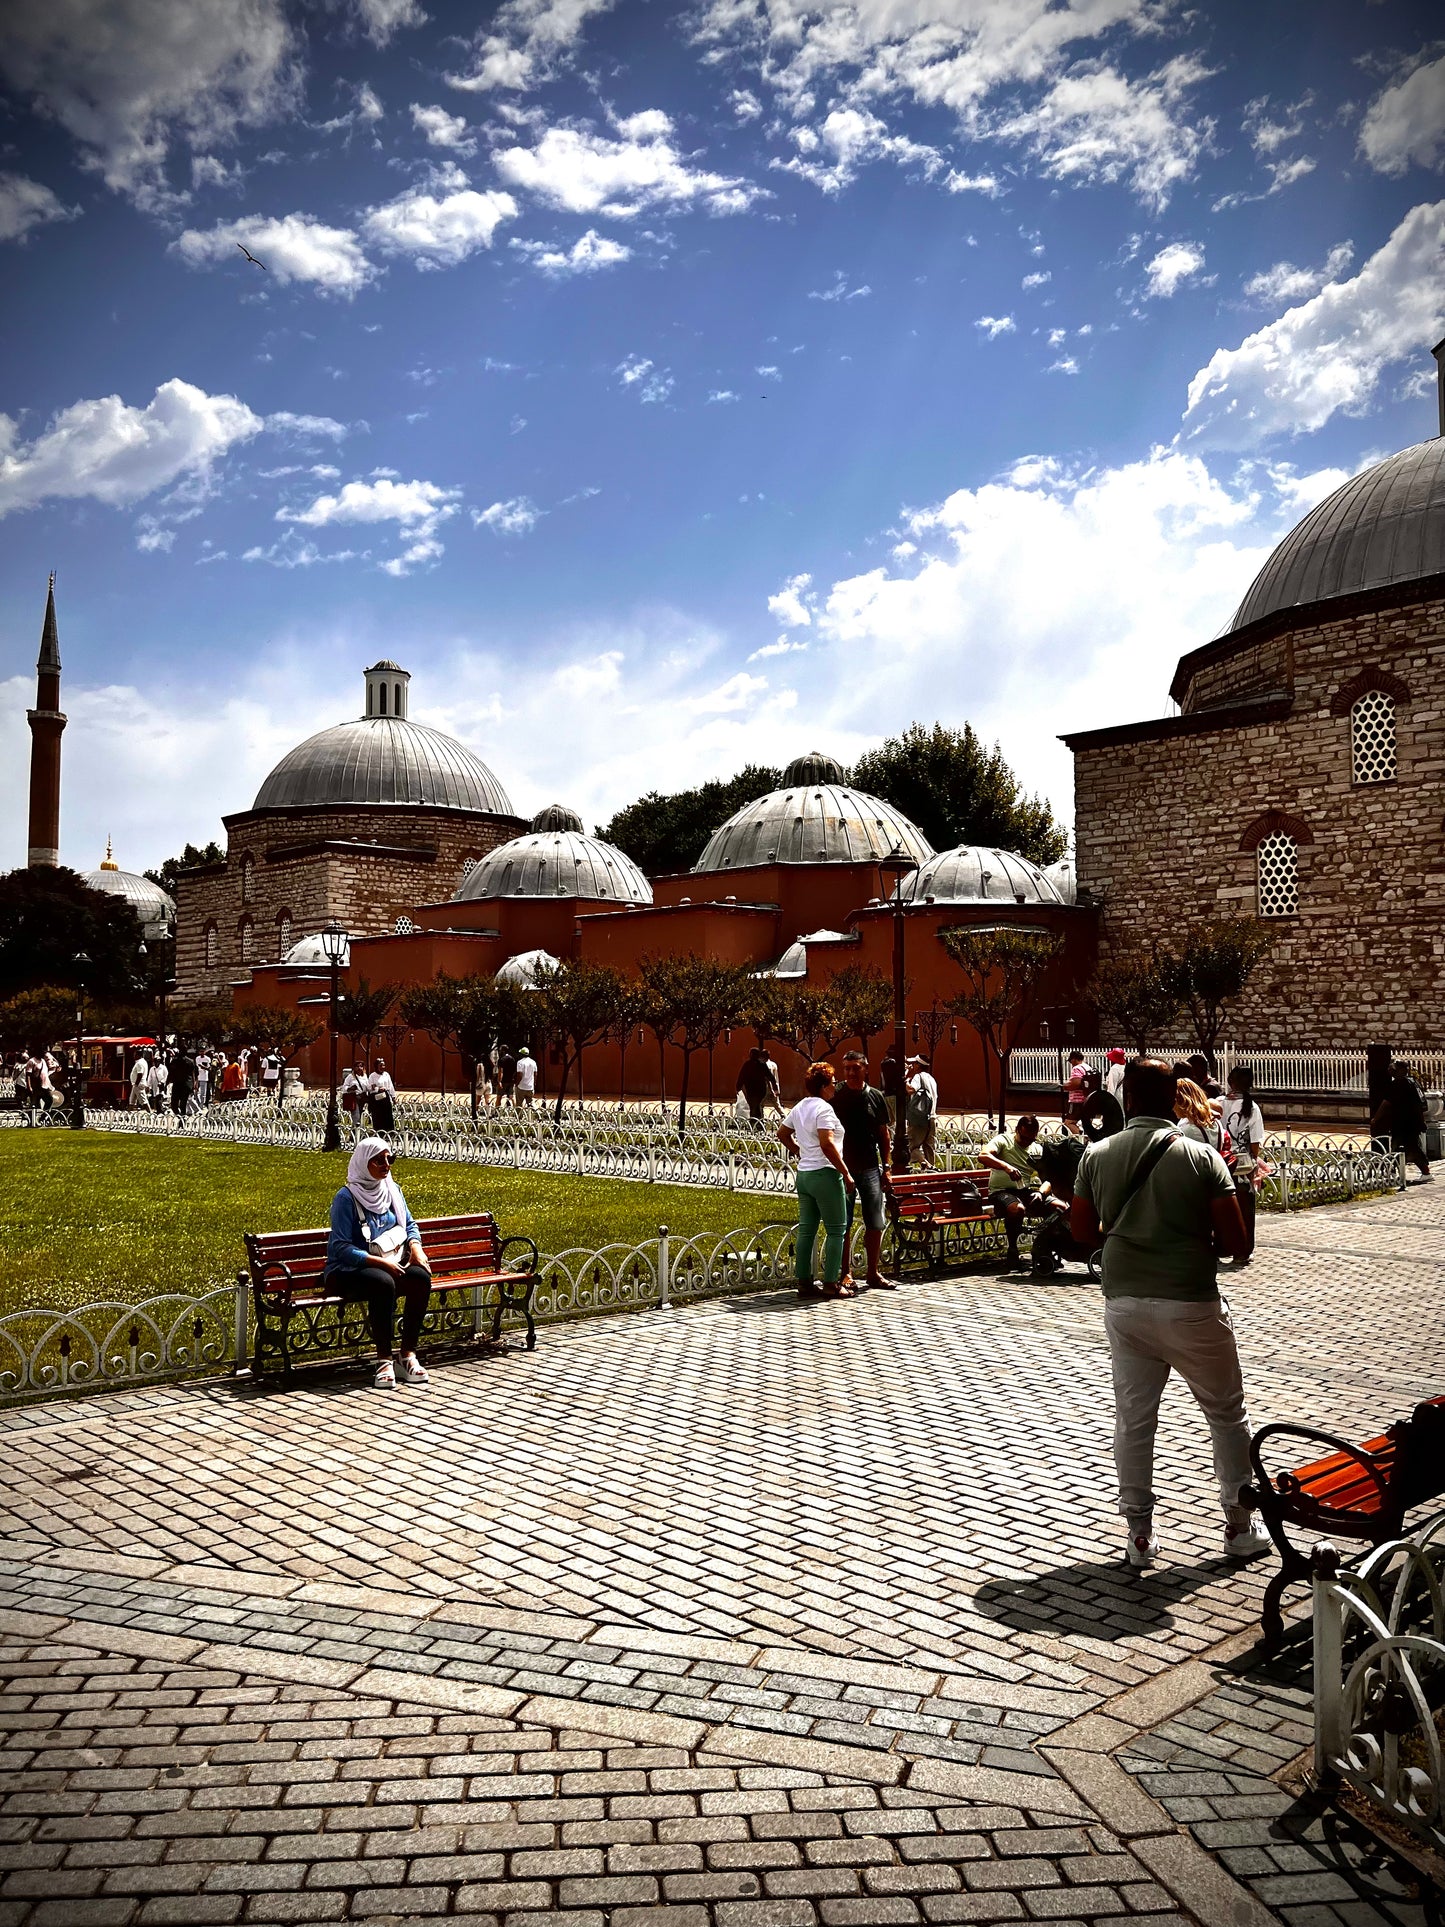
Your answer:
[242,1211,539,1379]
[886,1169,1001,1274]
[1243,1394,1445,1646]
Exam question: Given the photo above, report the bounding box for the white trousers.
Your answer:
[1104,1295,1253,1521]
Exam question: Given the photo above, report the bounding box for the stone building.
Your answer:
[174,661,524,1000]
[1065,380,1445,1047]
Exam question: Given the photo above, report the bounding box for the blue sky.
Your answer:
[1,0,1442,874]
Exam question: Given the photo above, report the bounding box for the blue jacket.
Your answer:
[327,1186,421,1274]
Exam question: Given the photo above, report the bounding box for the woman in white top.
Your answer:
[1220,1067,1265,1263]
[779,1061,854,1300]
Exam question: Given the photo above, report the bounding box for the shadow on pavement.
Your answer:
[973,1554,1226,1641]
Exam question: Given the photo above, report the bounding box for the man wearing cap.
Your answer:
[905,1054,938,1168]
[834,1052,897,1291]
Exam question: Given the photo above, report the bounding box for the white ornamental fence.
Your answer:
[1010,1043,1445,1097]
[1313,1514,1445,1863]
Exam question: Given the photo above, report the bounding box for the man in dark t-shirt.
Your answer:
[834,1052,896,1290]
[498,1048,517,1106]
[736,1048,780,1123]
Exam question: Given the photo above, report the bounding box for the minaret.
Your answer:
[26,575,66,867]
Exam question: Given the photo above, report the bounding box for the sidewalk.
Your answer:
[0,1185,1440,1924]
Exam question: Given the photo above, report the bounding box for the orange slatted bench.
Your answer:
[886,1169,999,1273]
[243,1211,538,1378]
[1243,1395,1445,1646]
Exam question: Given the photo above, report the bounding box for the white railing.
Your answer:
[1314,1513,1445,1860]
[1010,1044,1445,1097]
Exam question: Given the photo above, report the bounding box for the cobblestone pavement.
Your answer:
[0,1184,1441,1924]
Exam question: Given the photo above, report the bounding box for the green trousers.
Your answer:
[795,1167,849,1284]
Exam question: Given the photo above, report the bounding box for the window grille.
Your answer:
[240,917,254,962]
[205,924,218,968]
[1256,831,1298,918]
[277,913,292,955]
[461,855,478,877]
[241,855,254,903]
[1351,690,1396,784]
[394,915,417,935]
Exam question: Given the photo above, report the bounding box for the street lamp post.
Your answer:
[70,951,91,1130]
[320,920,348,1154]
[878,849,919,1175]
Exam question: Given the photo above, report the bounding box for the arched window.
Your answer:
[240,854,254,904]
[277,911,293,956]
[379,681,388,716]
[394,682,402,715]
[204,923,218,969]
[1256,832,1298,918]
[239,916,255,962]
[1351,690,1396,785]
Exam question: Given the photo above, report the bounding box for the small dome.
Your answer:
[497,948,559,988]
[83,859,175,927]
[1229,437,1445,632]
[530,803,585,833]
[284,932,351,966]
[898,846,1063,906]
[253,716,514,816]
[783,750,848,786]
[1044,858,1076,905]
[694,776,933,874]
[454,829,652,904]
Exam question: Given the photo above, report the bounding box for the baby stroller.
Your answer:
[1028,1133,1103,1280]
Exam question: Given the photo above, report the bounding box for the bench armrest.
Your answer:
[498,1235,539,1275]
[252,1258,297,1290]
[1247,1421,1392,1511]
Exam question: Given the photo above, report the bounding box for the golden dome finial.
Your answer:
[100,836,118,872]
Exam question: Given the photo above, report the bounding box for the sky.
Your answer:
[1,0,1443,877]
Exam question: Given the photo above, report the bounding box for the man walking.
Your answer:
[834,1052,897,1291]
[879,1045,905,1129]
[1070,1058,1270,1569]
[129,1052,149,1110]
[170,1048,197,1116]
[146,1053,170,1113]
[904,1054,938,1167]
[260,1049,282,1105]
[1385,1060,1431,1180]
[736,1046,780,1126]
[368,1058,396,1132]
[514,1047,538,1108]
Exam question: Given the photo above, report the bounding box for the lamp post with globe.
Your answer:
[877,848,919,1175]
[321,921,348,1154]
[70,951,91,1131]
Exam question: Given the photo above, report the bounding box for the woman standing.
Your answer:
[1175,1078,1227,1155]
[1220,1067,1265,1263]
[779,1062,854,1301]
[326,1138,433,1389]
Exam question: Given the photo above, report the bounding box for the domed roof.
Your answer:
[1230,437,1445,632]
[453,828,652,904]
[898,845,1063,906]
[254,717,514,815]
[693,757,933,873]
[531,803,585,832]
[1044,857,1076,905]
[497,948,559,987]
[284,932,351,966]
[82,847,175,926]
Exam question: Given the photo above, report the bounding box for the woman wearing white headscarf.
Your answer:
[325,1137,433,1389]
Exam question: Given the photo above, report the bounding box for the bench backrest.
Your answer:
[890,1170,989,1214]
[246,1211,500,1294]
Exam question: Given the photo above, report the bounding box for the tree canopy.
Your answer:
[144,840,224,896]
[850,724,1066,867]
[0,866,147,1004]
[598,765,780,876]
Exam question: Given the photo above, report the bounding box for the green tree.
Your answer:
[248,1010,323,1108]
[743,979,836,1065]
[640,955,749,1133]
[821,965,894,1056]
[1158,918,1276,1069]
[399,978,464,1097]
[144,840,224,896]
[530,961,626,1123]
[605,979,650,1102]
[337,978,400,1071]
[940,926,1065,1128]
[0,985,82,1055]
[0,866,147,1003]
[598,765,781,875]
[1086,945,1182,1054]
[850,723,1066,867]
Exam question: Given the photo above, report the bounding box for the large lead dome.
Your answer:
[1230,437,1445,632]
[252,661,514,816]
[454,823,651,904]
[693,752,934,873]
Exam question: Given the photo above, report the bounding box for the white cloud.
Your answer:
[1359,53,1445,177]
[0,0,298,204]
[1242,242,1353,306]
[265,411,353,441]
[0,377,262,516]
[447,0,614,92]
[777,105,943,194]
[352,0,425,44]
[943,169,1001,195]
[707,389,740,404]
[993,56,1213,210]
[410,103,475,155]
[975,314,1015,338]
[356,83,384,122]
[0,172,78,242]
[495,111,760,218]
[1144,239,1206,298]
[1021,269,1050,289]
[1048,356,1079,374]
[473,495,540,535]
[280,476,458,528]
[768,573,814,628]
[510,227,630,275]
[616,355,673,403]
[756,364,780,379]
[808,270,870,301]
[1181,200,1445,448]
[363,173,516,266]
[731,88,762,122]
[173,212,373,293]
[749,638,809,660]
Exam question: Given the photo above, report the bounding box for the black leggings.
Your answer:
[340,1262,432,1355]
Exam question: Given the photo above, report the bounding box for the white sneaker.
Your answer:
[372,1359,397,1389]
[396,1355,430,1387]
[1127,1530,1159,1569]
[1223,1512,1271,1559]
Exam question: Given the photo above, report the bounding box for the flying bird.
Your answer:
[236,242,268,271]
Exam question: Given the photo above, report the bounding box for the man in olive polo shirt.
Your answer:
[1071,1057,1270,1571]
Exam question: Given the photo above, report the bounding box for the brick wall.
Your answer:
[1072,587,1445,1046]
[1179,632,1290,713]
[174,804,523,1001]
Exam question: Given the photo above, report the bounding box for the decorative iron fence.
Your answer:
[1010,1044,1445,1097]
[1313,1513,1445,1862]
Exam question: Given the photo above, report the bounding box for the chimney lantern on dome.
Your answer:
[1433,335,1445,439]
[363,660,410,720]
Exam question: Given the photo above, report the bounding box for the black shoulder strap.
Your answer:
[1103,1130,1180,1238]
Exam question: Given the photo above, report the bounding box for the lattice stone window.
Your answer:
[1351,690,1396,785]
[240,854,254,903]
[239,916,255,962]
[1256,831,1298,918]
[460,855,478,877]
[394,915,417,935]
[277,912,292,955]
[204,923,218,969]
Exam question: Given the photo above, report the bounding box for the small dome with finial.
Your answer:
[783,750,848,787]
[530,803,585,833]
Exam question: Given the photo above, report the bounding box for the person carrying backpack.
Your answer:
[904,1054,938,1167]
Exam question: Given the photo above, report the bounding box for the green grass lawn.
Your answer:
[0,1132,788,1314]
